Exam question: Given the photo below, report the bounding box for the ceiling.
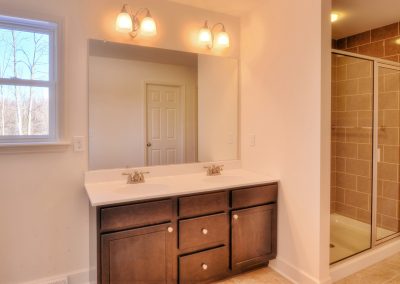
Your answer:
[168,0,400,40]
[168,0,262,16]
[332,0,400,39]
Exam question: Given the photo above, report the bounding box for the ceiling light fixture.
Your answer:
[198,21,230,49]
[116,4,157,38]
[331,13,339,23]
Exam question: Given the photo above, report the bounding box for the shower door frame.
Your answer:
[332,49,400,250]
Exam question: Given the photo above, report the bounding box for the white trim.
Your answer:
[0,141,70,154]
[270,257,332,284]
[21,268,94,284]
[0,14,59,144]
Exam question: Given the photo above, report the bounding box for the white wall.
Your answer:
[198,55,238,162]
[89,56,197,170]
[0,0,239,283]
[240,1,331,283]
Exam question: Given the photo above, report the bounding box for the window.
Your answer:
[0,15,58,144]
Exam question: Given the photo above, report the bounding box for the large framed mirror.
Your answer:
[88,40,238,170]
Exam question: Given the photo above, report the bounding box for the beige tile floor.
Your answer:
[213,252,400,283]
[213,267,292,284]
[335,253,400,284]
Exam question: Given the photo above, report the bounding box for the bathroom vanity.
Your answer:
[85,167,278,283]
[86,39,277,283]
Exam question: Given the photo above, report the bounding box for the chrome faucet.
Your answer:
[122,170,150,184]
[204,164,224,176]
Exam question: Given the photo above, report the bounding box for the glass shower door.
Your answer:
[376,65,400,242]
[330,53,374,263]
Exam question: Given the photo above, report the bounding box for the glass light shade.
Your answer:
[116,12,133,32]
[215,31,230,48]
[140,16,157,36]
[331,13,339,23]
[198,27,212,45]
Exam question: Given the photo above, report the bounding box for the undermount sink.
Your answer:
[202,175,242,183]
[113,183,169,194]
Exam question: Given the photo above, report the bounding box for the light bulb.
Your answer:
[215,31,230,48]
[331,13,339,23]
[140,16,157,36]
[198,27,212,46]
[116,6,133,33]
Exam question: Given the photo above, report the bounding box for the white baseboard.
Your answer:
[270,258,332,284]
[330,237,400,282]
[22,268,95,284]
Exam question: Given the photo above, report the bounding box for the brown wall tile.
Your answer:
[336,172,357,189]
[358,144,372,160]
[347,159,371,177]
[371,23,399,42]
[378,162,398,182]
[357,176,372,193]
[347,31,371,48]
[377,197,397,217]
[337,38,347,49]
[385,37,400,57]
[382,181,400,200]
[383,145,400,163]
[358,41,385,58]
[345,190,370,210]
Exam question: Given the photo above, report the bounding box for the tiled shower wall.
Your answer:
[331,54,400,233]
[333,22,400,63]
[331,54,374,224]
[377,67,400,233]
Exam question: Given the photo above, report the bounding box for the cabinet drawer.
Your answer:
[231,184,277,209]
[179,246,228,284]
[179,213,228,250]
[100,199,173,231]
[179,192,227,218]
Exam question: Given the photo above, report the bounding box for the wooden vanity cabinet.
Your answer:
[97,183,277,284]
[101,223,175,284]
[231,204,277,271]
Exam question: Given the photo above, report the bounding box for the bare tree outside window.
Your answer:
[0,16,56,142]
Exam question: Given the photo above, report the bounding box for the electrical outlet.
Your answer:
[73,136,85,152]
[249,134,256,147]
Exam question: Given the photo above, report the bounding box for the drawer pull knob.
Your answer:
[233,214,239,220]
[167,226,174,233]
[202,263,208,270]
[201,228,208,235]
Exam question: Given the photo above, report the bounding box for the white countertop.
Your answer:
[85,168,278,206]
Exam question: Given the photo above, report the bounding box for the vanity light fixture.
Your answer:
[198,21,230,49]
[116,4,157,38]
[331,13,339,23]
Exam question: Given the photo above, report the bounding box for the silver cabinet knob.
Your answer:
[233,214,239,220]
[167,226,174,233]
[201,263,208,270]
[201,228,208,235]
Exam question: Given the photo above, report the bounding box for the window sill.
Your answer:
[0,141,71,154]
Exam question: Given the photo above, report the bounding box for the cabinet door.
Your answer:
[101,223,175,284]
[231,204,277,271]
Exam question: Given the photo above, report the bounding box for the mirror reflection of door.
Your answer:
[146,84,184,166]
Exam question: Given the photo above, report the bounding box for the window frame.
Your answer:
[0,15,58,144]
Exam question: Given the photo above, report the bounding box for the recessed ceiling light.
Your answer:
[331,13,339,23]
